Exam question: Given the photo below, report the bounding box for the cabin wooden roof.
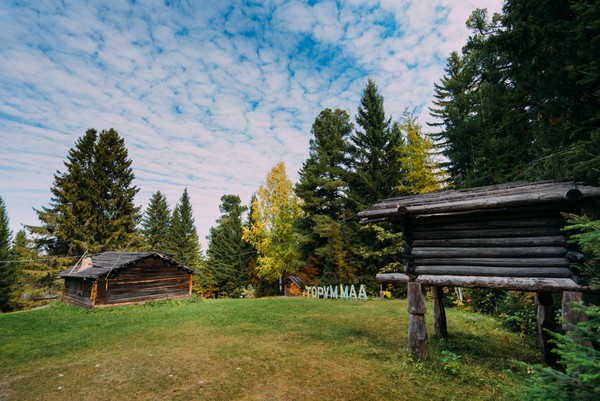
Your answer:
[58,252,195,279]
[359,181,600,224]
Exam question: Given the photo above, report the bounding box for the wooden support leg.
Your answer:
[407,281,428,360]
[431,286,448,339]
[562,291,591,347]
[535,292,558,366]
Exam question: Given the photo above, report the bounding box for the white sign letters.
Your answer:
[302,284,368,300]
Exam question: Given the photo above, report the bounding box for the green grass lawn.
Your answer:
[0,297,540,401]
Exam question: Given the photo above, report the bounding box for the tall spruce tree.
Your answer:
[295,108,354,284]
[141,191,171,253]
[345,80,405,291]
[431,2,600,187]
[31,128,140,255]
[167,188,203,268]
[0,196,15,312]
[347,79,404,211]
[206,194,251,297]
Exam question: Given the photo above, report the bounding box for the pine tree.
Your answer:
[141,191,171,253]
[31,128,140,255]
[0,196,15,312]
[295,108,354,285]
[167,188,203,268]
[242,162,302,293]
[206,194,251,297]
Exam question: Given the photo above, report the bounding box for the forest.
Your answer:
[0,1,599,399]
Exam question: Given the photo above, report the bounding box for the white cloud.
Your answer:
[0,0,503,250]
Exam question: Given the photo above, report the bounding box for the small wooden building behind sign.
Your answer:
[359,181,600,360]
[58,252,195,308]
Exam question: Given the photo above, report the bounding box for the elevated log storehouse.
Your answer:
[358,181,600,360]
[58,252,195,308]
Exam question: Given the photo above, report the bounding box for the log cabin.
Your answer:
[58,252,195,308]
[358,180,600,361]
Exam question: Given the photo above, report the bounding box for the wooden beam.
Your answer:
[376,273,599,293]
[90,281,98,307]
[412,246,566,258]
[413,266,572,278]
[415,257,569,268]
[412,236,566,248]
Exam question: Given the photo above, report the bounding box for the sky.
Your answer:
[0,0,503,251]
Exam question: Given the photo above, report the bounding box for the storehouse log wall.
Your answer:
[402,207,576,280]
[94,258,191,306]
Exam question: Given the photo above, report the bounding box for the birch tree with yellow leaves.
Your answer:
[242,162,302,293]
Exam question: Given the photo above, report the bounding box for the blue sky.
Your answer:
[0,0,502,250]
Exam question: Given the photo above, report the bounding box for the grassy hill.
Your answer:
[0,297,540,400]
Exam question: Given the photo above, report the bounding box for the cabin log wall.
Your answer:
[62,277,94,308]
[94,258,191,306]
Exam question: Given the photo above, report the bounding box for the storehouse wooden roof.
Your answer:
[358,181,600,224]
[58,252,195,279]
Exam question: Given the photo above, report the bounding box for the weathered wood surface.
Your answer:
[407,282,428,359]
[412,236,566,248]
[536,292,559,365]
[414,257,569,267]
[412,227,563,240]
[412,246,566,259]
[431,286,448,339]
[376,273,600,292]
[413,266,572,278]
[359,181,600,223]
[62,277,94,308]
[94,259,191,306]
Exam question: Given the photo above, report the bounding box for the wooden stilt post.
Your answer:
[431,286,448,339]
[562,291,587,328]
[535,292,558,366]
[562,291,591,347]
[407,281,428,359]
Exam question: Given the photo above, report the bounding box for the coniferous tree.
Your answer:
[345,80,405,291]
[347,79,404,211]
[295,108,354,285]
[31,128,140,255]
[206,194,251,297]
[244,193,261,294]
[11,230,62,310]
[167,188,203,268]
[0,196,15,312]
[431,2,600,187]
[141,191,171,253]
